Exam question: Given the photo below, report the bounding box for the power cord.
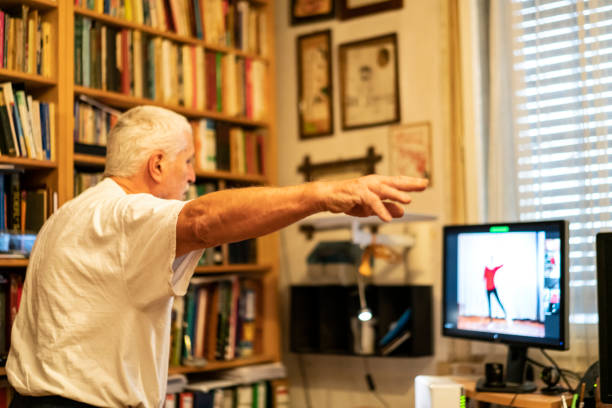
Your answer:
[362,357,390,408]
[297,353,312,408]
[508,392,519,407]
[540,349,574,393]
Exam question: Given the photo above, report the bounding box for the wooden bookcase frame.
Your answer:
[0,0,280,377]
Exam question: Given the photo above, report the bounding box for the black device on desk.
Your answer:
[596,233,612,403]
[442,220,569,394]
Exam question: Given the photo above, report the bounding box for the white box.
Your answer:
[415,376,464,408]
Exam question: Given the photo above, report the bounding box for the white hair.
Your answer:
[104,106,192,178]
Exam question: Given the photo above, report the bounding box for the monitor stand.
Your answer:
[476,345,537,394]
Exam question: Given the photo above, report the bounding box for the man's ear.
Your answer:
[147,151,165,184]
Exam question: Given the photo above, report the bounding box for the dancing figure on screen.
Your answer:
[484,257,508,322]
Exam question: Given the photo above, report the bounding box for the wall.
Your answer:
[274,0,456,407]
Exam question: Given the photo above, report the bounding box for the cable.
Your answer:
[508,392,519,407]
[540,349,574,393]
[362,357,390,408]
[297,354,312,408]
[527,357,581,380]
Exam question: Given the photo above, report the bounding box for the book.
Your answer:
[378,308,411,347]
[24,188,47,232]
[380,330,411,356]
[193,286,208,359]
[74,15,83,85]
[0,83,20,156]
[13,85,36,158]
[170,295,185,366]
[0,93,16,156]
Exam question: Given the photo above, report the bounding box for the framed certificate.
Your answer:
[297,30,334,139]
[339,33,400,130]
[389,121,432,184]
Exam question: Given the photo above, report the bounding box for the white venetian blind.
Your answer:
[511,0,612,360]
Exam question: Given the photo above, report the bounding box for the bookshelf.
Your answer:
[0,0,281,388]
[74,85,269,126]
[0,68,56,87]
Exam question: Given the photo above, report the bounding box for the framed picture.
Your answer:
[339,33,400,130]
[297,30,334,139]
[339,0,402,20]
[388,121,432,183]
[291,0,336,25]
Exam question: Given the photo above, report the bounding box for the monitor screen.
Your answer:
[443,220,569,350]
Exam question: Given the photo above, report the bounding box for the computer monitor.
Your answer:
[442,220,569,392]
[596,232,612,403]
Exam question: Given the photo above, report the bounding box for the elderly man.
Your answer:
[6,106,427,408]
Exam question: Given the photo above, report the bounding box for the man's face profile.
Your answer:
[160,131,196,200]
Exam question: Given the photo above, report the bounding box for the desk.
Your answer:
[453,378,569,408]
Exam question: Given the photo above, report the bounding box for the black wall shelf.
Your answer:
[290,284,433,357]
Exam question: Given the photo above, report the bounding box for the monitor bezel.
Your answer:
[442,220,569,350]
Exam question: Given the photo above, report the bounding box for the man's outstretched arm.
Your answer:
[176,175,428,256]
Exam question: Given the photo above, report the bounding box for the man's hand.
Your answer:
[316,175,429,222]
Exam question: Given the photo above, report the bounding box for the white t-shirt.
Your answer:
[6,178,203,408]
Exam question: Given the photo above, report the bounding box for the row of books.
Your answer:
[193,120,266,174]
[0,6,53,77]
[74,17,267,120]
[75,0,268,55]
[202,0,268,55]
[170,276,259,366]
[0,82,55,160]
[74,171,104,196]
[0,173,48,236]
[74,95,121,146]
[165,381,278,408]
[165,364,288,408]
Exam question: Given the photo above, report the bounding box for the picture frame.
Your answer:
[291,0,336,25]
[339,0,402,20]
[388,121,432,183]
[338,33,400,130]
[297,30,334,139]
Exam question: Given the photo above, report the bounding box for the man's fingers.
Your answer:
[381,175,429,192]
[384,201,405,218]
[364,191,392,222]
[371,183,413,204]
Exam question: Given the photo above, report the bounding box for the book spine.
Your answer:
[0,12,4,69]
[215,52,222,112]
[121,29,130,94]
[82,18,91,87]
[74,16,83,85]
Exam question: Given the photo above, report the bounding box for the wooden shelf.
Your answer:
[0,68,56,88]
[3,0,57,9]
[73,7,268,63]
[0,156,57,170]
[74,153,105,167]
[0,258,29,268]
[195,263,272,274]
[74,86,269,128]
[454,378,568,408]
[168,354,274,375]
[299,212,437,232]
[72,154,267,184]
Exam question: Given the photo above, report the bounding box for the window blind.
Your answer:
[511,0,612,348]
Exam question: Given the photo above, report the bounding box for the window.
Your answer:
[508,0,612,358]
